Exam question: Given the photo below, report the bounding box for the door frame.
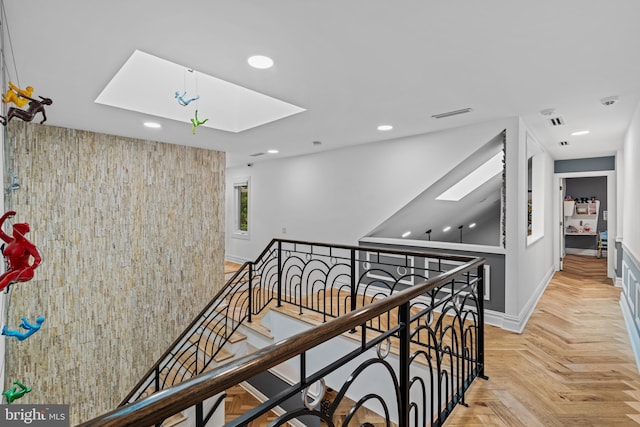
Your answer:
[559,177,566,270]
[553,170,616,279]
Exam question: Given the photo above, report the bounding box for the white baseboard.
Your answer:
[483,309,508,330]
[620,297,640,374]
[489,265,554,333]
[615,277,623,288]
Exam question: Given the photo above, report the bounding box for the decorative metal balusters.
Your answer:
[98,239,485,427]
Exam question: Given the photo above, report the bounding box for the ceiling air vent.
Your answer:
[549,117,564,126]
[559,141,569,146]
[249,152,265,157]
[431,108,473,119]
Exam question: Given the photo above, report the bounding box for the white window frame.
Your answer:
[526,132,545,245]
[233,177,250,239]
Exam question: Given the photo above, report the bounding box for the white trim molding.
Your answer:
[495,264,554,333]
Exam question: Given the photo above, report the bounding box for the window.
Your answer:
[233,179,250,238]
[526,133,545,245]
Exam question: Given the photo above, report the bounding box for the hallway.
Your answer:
[447,255,640,426]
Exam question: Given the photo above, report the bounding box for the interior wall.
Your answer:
[620,99,640,364]
[623,103,640,260]
[225,118,519,262]
[509,120,556,332]
[2,122,225,424]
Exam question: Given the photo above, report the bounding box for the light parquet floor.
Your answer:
[447,255,640,426]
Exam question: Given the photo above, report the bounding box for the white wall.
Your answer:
[503,119,556,332]
[623,102,640,259]
[620,100,640,370]
[226,118,519,262]
[226,116,556,332]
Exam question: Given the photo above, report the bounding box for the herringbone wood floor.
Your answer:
[447,255,640,426]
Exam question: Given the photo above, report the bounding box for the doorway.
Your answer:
[564,176,607,256]
[554,170,616,279]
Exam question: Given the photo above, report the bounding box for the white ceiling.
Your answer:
[94,50,305,133]
[3,1,640,167]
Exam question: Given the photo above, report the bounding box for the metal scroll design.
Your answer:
[112,239,484,427]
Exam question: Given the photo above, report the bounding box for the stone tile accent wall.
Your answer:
[3,122,225,424]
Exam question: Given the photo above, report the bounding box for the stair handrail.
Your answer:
[80,254,485,427]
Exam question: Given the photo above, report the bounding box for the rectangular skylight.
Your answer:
[435,152,504,201]
[95,50,305,133]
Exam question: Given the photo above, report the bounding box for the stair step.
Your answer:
[242,320,273,339]
[138,386,155,400]
[202,319,228,337]
[159,365,191,387]
[202,319,247,344]
[228,331,247,343]
[162,412,187,427]
[188,335,235,362]
[215,304,247,322]
[175,348,203,375]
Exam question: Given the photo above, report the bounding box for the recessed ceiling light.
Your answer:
[571,130,590,136]
[540,108,555,116]
[443,226,451,232]
[248,55,274,69]
[469,223,476,228]
[377,124,393,131]
[267,149,279,154]
[97,51,304,133]
[401,231,411,238]
[144,121,161,128]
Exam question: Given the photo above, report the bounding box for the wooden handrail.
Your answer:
[79,255,484,427]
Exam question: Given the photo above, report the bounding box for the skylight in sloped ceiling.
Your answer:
[95,50,306,133]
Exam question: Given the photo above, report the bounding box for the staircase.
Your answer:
[79,239,487,427]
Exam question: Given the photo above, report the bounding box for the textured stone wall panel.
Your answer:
[3,122,225,424]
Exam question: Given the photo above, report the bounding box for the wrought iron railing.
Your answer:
[81,239,486,427]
